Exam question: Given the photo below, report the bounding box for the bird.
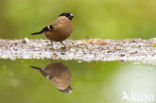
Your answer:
[30,62,72,93]
[31,12,74,48]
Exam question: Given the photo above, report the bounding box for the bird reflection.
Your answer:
[31,62,72,94]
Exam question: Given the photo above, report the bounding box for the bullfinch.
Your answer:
[31,12,74,48]
[30,62,72,93]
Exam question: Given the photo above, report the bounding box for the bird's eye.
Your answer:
[49,25,53,30]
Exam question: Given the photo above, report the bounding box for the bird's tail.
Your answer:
[31,32,43,35]
[31,66,42,71]
[31,28,45,35]
[31,26,53,35]
[30,66,48,77]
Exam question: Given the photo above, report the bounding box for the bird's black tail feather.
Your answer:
[31,66,42,71]
[31,25,54,35]
[31,32,43,35]
[30,66,48,77]
[31,28,46,35]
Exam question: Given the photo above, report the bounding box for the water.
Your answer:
[0,59,155,103]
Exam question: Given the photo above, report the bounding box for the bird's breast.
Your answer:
[45,18,72,42]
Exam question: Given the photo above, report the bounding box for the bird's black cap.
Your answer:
[59,12,74,20]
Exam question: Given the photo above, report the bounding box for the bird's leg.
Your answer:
[71,41,74,47]
[50,41,56,50]
[51,41,53,48]
[60,41,66,49]
[50,41,54,62]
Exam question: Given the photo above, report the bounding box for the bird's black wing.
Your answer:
[31,25,54,35]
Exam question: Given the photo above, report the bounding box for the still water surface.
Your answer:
[0,59,156,103]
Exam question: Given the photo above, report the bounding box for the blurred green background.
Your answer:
[0,0,156,103]
[0,0,156,39]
